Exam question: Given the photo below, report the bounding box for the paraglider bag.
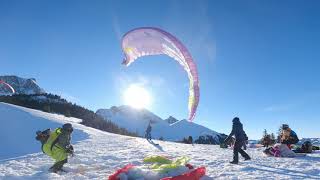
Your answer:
[35,128,51,144]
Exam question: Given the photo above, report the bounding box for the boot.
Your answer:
[49,159,67,173]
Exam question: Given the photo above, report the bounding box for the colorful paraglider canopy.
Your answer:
[121,27,200,121]
[0,80,15,94]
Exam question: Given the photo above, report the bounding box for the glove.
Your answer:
[66,145,74,156]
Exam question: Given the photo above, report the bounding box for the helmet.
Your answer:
[232,117,240,123]
[62,123,73,132]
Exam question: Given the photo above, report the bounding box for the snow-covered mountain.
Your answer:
[96,105,221,142]
[0,75,45,95]
[1,102,320,180]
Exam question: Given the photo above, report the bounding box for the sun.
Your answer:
[123,85,151,109]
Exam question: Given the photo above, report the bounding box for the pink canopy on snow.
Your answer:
[121,27,199,121]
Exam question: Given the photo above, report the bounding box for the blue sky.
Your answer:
[0,0,319,139]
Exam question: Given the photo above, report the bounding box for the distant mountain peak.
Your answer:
[165,116,179,124]
[0,75,45,95]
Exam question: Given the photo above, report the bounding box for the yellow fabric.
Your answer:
[148,157,190,173]
[125,47,134,54]
[42,128,67,162]
[143,156,172,164]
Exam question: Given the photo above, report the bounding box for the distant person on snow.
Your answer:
[145,122,152,141]
[36,123,74,173]
[188,136,193,145]
[224,117,251,164]
[280,124,299,149]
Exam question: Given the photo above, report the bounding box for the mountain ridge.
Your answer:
[0,75,45,95]
[96,105,222,143]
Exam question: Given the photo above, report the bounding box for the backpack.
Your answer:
[35,129,51,145]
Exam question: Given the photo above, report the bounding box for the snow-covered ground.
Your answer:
[0,103,319,179]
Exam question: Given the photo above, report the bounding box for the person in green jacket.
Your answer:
[37,123,74,173]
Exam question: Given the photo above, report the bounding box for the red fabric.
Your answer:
[161,167,206,180]
[108,164,134,180]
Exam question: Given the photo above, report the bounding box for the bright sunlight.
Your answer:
[123,85,152,109]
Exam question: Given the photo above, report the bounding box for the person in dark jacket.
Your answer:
[188,136,193,145]
[224,117,251,164]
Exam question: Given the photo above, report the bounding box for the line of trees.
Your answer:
[261,129,277,147]
[180,134,228,145]
[0,94,138,137]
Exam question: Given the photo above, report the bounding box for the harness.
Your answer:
[42,128,63,153]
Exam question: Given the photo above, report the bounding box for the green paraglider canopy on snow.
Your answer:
[144,156,190,173]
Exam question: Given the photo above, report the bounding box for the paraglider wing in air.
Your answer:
[121,27,199,121]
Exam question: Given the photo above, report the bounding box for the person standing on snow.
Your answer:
[145,121,152,141]
[224,117,251,164]
[37,123,74,173]
[188,136,194,145]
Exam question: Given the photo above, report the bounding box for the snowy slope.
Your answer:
[0,75,45,95]
[0,103,87,159]
[97,106,220,142]
[0,103,320,180]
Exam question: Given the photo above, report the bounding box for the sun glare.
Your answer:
[123,85,151,109]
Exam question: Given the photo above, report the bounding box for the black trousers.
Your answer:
[233,141,250,162]
[49,159,67,172]
[145,132,151,140]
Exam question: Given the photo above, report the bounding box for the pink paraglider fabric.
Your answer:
[121,27,199,121]
[108,164,134,180]
[0,80,15,94]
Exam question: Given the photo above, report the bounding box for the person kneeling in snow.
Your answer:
[280,124,299,148]
[224,117,251,164]
[36,123,74,173]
